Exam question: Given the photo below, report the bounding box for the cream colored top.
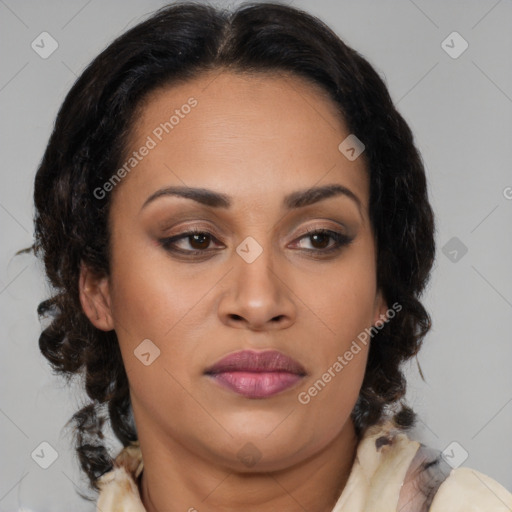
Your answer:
[95,420,512,511]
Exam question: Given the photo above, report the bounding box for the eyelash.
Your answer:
[159,227,353,258]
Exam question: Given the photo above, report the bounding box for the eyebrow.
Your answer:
[141,183,362,214]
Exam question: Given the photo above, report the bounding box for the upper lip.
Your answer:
[205,350,307,375]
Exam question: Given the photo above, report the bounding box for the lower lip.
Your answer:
[208,371,303,398]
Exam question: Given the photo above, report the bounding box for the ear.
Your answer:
[372,288,389,326]
[79,262,114,331]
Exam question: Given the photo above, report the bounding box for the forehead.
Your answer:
[116,70,369,216]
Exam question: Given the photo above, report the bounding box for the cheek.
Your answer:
[298,249,378,351]
[109,264,178,341]
[106,238,221,377]
[293,342,368,454]
[108,223,192,335]
[292,247,377,419]
[106,235,187,361]
[107,254,206,421]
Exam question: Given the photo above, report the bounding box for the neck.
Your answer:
[138,419,358,512]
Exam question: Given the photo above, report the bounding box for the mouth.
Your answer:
[204,349,307,399]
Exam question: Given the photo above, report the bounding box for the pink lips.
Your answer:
[205,350,306,399]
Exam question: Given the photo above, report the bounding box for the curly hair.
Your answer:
[33,0,435,498]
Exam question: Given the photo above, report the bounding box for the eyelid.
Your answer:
[159,220,349,242]
[300,221,349,235]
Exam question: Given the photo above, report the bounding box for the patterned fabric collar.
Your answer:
[94,420,448,512]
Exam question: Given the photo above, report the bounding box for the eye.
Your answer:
[292,229,353,254]
[159,228,223,255]
[158,227,353,258]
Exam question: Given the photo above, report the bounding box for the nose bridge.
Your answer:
[234,233,280,305]
[217,229,296,330]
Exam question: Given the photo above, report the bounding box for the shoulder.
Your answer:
[429,466,512,511]
[333,419,424,510]
[333,419,512,512]
[96,440,146,512]
[382,424,512,512]
[398,443,512,511]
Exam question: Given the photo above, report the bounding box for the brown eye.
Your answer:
[159,230,223,255]
[159,228,353,259]
[309,232,331,250]
[188,233,211,250]
[294,229,353,254]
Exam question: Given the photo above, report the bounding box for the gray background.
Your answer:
[1,0,511,510]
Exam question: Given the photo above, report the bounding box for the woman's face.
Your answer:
[82,70,387,471]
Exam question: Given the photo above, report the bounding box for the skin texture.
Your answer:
[79,70,388,512]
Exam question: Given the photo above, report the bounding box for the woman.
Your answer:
[33,1,512,511]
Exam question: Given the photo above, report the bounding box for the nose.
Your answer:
[217,241,297,332]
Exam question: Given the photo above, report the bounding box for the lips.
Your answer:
[205,350,306,399]
[206,350,306,374]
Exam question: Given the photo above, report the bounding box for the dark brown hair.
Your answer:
[33,0,435,498]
